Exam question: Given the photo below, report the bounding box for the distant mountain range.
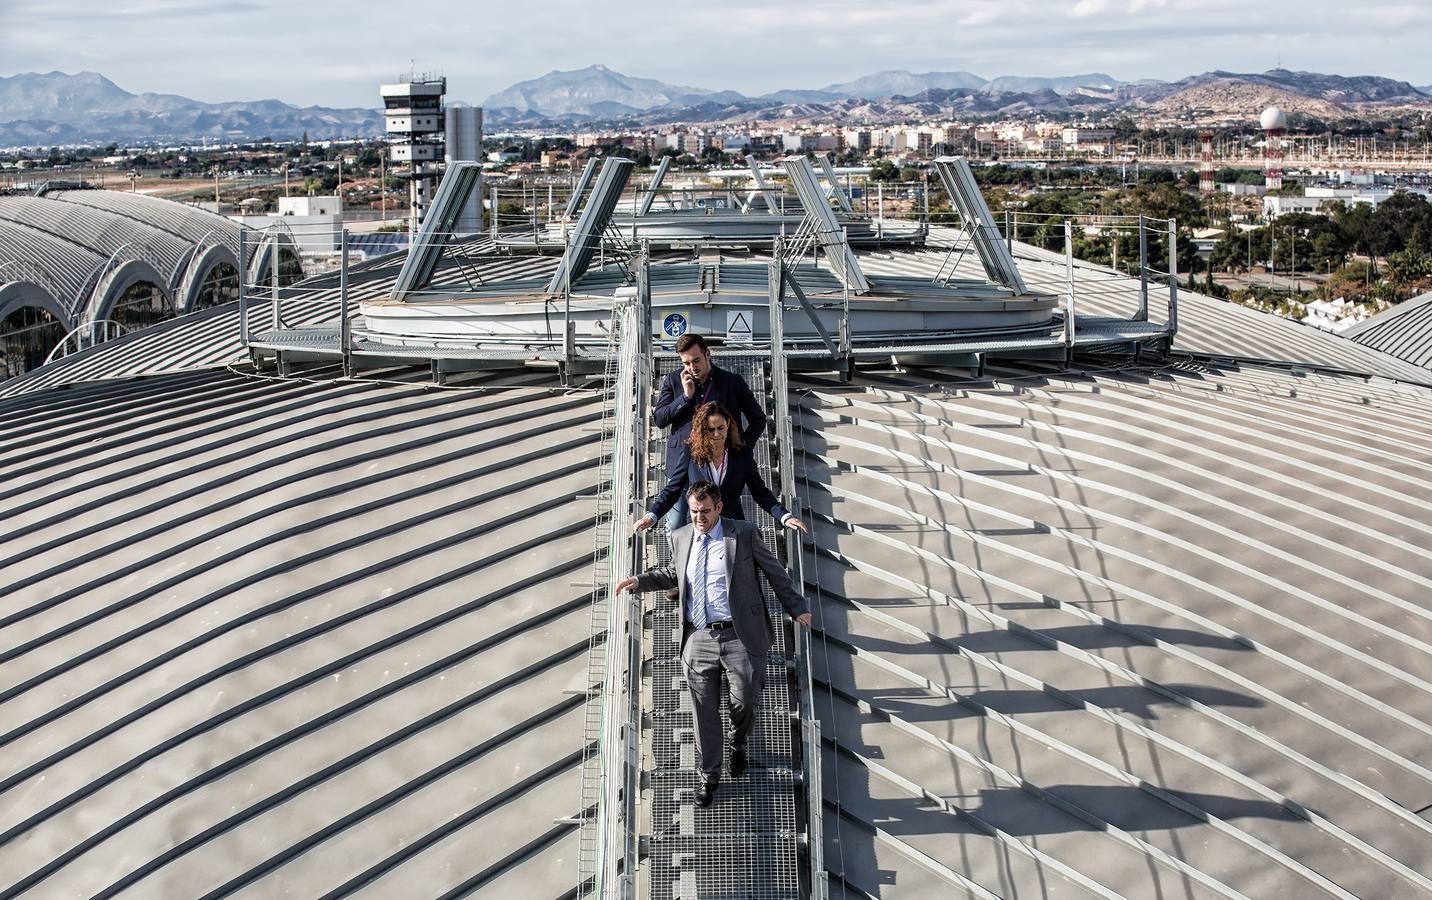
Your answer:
[477,65,1432,128]
[2,66,1430,147]
[0,71,382,146]
[481,66,1132,117]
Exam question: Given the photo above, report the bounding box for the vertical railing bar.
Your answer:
[1167,218,1180,342]
[237,228,248,349]
[1137,214,1149,322]
[270,226,280,330]
[1064,221,1076,363]
[339,229,351,377]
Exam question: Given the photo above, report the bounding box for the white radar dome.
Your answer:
[1260,106,1287,131]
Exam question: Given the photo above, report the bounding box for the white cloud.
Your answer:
[1070,0,1110,17]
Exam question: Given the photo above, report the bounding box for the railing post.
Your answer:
[876,182,883,240]
[1064,221,1076,363]
[564,228,574,378]
[1005,208,1012,252]
[237,229,248,349]
[1137,214,1149,321]
[340,229,351,376]
[270,227,281,330]
[1167,218,1179,341]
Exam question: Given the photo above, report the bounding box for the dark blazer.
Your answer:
[634,517,808,657]
[647,447,789,524]
[653,365,767,475]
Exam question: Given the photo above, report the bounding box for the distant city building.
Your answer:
[278,195,339,217]
[1263,194,1325,217]
[1061,128,1114,153]
[843,129,873,153]
[236,196,342,254]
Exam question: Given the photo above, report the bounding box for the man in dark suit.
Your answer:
[618,481,811,807]
[652,334,766,531]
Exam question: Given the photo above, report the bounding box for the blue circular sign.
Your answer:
[663,313,688,337]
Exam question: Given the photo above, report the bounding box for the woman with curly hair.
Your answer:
[634,401,808,534]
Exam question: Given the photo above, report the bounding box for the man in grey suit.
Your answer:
[618,481,811,807]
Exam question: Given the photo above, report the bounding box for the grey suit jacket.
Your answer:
[634,517,809,658]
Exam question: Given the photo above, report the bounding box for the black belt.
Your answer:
[693,620,733,631]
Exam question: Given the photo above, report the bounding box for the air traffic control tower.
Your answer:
[381,74,447,234]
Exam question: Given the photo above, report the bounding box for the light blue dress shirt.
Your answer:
[686,520,731,624]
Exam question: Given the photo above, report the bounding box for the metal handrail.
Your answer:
[769,256,828,899]
[582,252,651,899]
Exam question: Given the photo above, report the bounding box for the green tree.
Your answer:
[868,160,899,182]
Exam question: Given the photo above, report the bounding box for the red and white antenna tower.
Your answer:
[1260,106,1286,191]
[1199,130,1215,194]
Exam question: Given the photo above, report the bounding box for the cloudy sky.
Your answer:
[1,0,1428,108]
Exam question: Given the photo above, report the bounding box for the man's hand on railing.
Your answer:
[784,516,809,534]
[795,612,812,627]
[632,513,656,533]
[616,576,639,595]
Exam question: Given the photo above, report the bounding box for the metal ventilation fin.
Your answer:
[563,157,601,219]
[933,156,1028,294]
[545,157,634,294]
[636,155,672,216]
[389,161,484,302]
[778,156,870,294]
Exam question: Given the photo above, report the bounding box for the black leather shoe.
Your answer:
[729,747,748,778]
[694,778,717,808]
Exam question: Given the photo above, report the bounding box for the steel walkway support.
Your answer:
[815,155,853,215]
[747,158,780,215]
[637,351,810,900]
[770,270,829,899]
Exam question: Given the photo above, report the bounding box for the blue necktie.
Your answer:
[689,534,710,629]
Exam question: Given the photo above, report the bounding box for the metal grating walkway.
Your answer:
[642,355,801,900]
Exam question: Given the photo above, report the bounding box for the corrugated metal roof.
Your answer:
[1345,290,1432,371]
[789,360,1432,898]
[3,227,1432,896]
[868,229,1432,385]
[0,368,604,896]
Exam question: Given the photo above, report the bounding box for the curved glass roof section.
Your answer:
[0,190,251,328]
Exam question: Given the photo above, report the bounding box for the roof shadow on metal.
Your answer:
[791,362,1432,898]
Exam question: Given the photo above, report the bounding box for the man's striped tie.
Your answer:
[689,533,710,629]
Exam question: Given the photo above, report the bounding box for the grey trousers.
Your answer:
[683,626,766,780]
